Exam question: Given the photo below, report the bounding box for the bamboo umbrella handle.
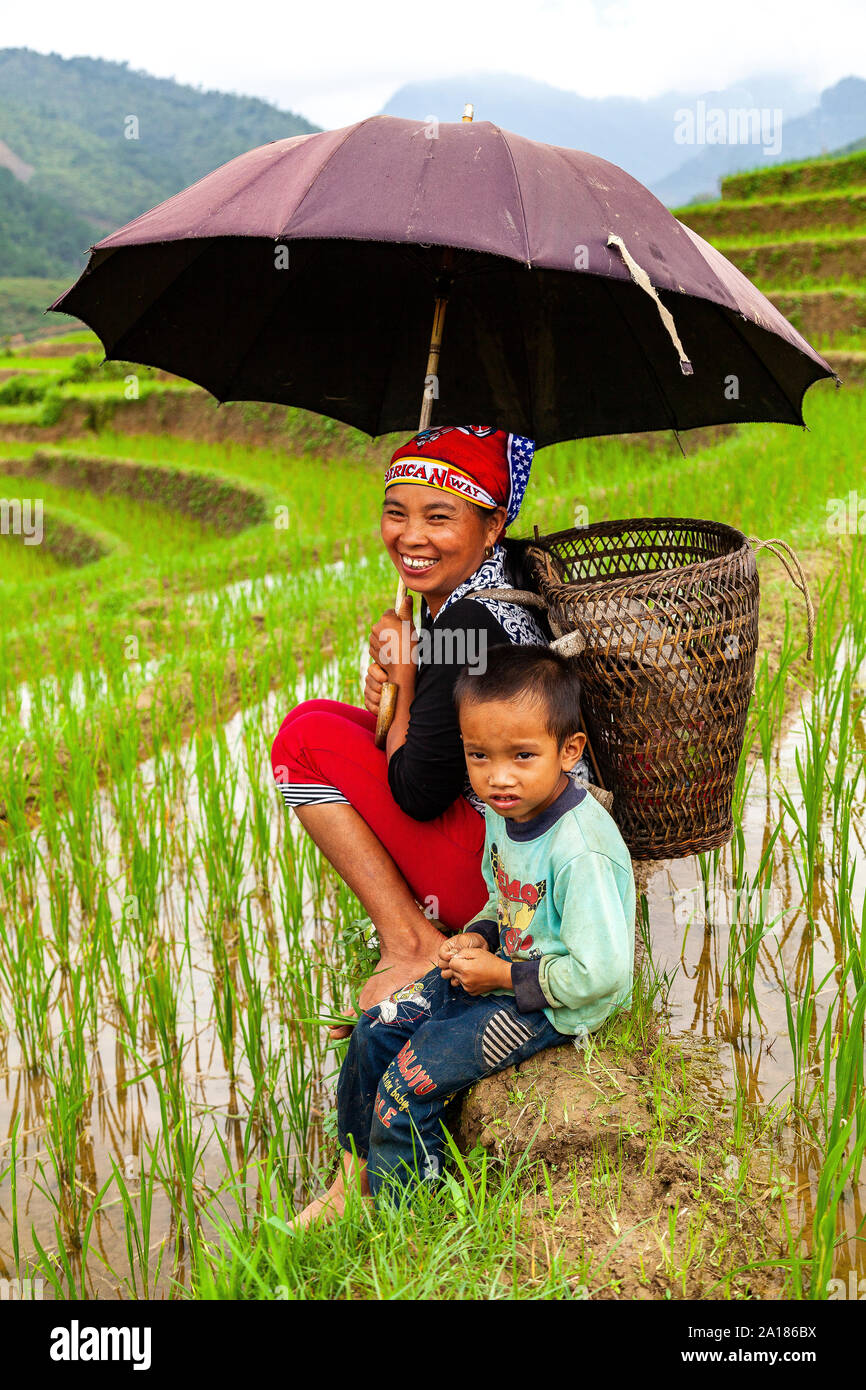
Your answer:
[374,576,408,747]
[373,276,451,749]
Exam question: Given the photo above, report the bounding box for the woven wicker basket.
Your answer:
[525,518,813,860]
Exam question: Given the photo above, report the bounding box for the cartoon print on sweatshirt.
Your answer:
[489,842,546,960]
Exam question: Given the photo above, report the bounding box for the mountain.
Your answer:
[650,76,866,205]
[0,168,100,276]
[0,47,320,276]
[381,71,820,196]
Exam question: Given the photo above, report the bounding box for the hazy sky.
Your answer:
[7,0,865,127]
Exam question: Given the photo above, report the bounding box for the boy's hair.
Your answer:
[453,643,582,747]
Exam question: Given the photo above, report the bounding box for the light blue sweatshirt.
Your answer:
[463,780,636,1036]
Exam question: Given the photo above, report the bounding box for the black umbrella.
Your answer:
[50,113,838,447]
[50,111,838,746]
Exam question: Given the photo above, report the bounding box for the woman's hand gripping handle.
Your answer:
[372,583,415,749]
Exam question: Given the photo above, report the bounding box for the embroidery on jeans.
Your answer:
[374,980,432,1027]
[380,1071,410,1113]
[394,1042,436,1095]
[374,1093,398,1129]
[481,1009,535,1068]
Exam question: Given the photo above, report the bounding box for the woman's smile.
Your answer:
[381,482,506,618]
[399,552,439,575]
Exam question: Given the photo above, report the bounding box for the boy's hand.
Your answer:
[445,948,513,995]
[437,932,488,972]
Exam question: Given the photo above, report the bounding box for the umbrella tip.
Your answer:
[462,104,474,122]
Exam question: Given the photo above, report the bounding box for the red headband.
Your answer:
[385,425,535,525]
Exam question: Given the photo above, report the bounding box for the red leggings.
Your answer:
[270,699,488,931]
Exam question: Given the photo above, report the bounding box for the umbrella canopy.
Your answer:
[51,115,837,447]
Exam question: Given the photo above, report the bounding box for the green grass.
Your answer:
[0,278,86,341]
[721,150,866,202]
[0,355,72,373]
[810,334,865,355]
[0,534,67,582]
[0,470,225,558]
[681,187,866,215]
[0,403,42,424]
[32,330,99,347]
[712,228,866,250]
[767,285,866,299]
[54,379,198,399]
[0,375,863,1302]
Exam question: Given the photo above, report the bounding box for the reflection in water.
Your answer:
[0,651,357,1298]
[1,604,864,1296]
[644,633,866,1280]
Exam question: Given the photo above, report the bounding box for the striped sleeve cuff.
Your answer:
[275,781,350,807]
[510,960,548,1014]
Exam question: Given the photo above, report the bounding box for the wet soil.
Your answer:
[454,1035,789,1299]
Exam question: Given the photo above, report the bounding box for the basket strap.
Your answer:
[747,536,816,661]
[471,586,586,653]
[471,586,548,609]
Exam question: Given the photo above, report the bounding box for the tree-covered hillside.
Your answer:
[0,47,319,275]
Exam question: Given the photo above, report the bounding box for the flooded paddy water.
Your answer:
[0,654,361,1297]
[644,630,866,1284]
[0,549,864,1298]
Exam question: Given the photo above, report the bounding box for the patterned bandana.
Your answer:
[385,425,535,526]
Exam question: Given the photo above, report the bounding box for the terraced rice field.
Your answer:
[0,146,863,1300]
[675,147,866,384]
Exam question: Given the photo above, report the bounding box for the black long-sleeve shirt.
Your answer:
[386,597,519,822]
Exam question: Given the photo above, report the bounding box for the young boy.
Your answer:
[300,644,635,1221]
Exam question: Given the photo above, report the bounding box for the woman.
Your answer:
[270,424,591,1032]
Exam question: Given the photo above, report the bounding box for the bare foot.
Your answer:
[358,945,446,1014]
[327,1022,355,1041]
[291,1152,371,1230]
[328,921,449,1038]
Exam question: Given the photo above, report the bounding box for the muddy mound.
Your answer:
[453,1037,790,1300]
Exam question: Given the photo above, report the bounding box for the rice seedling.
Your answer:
[0,374,863,1300]
[808,982,866,1297]
[108,1140,168,1299]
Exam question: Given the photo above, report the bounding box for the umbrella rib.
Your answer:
[283,115,382,234]
[375,243,442,437]
[497,128,532,263]
[496,133,537,431]
[515,266,536,442]
[217,246,301,404]
[107,244,213,366]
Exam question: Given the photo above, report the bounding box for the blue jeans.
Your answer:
[337,966,568,1201]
